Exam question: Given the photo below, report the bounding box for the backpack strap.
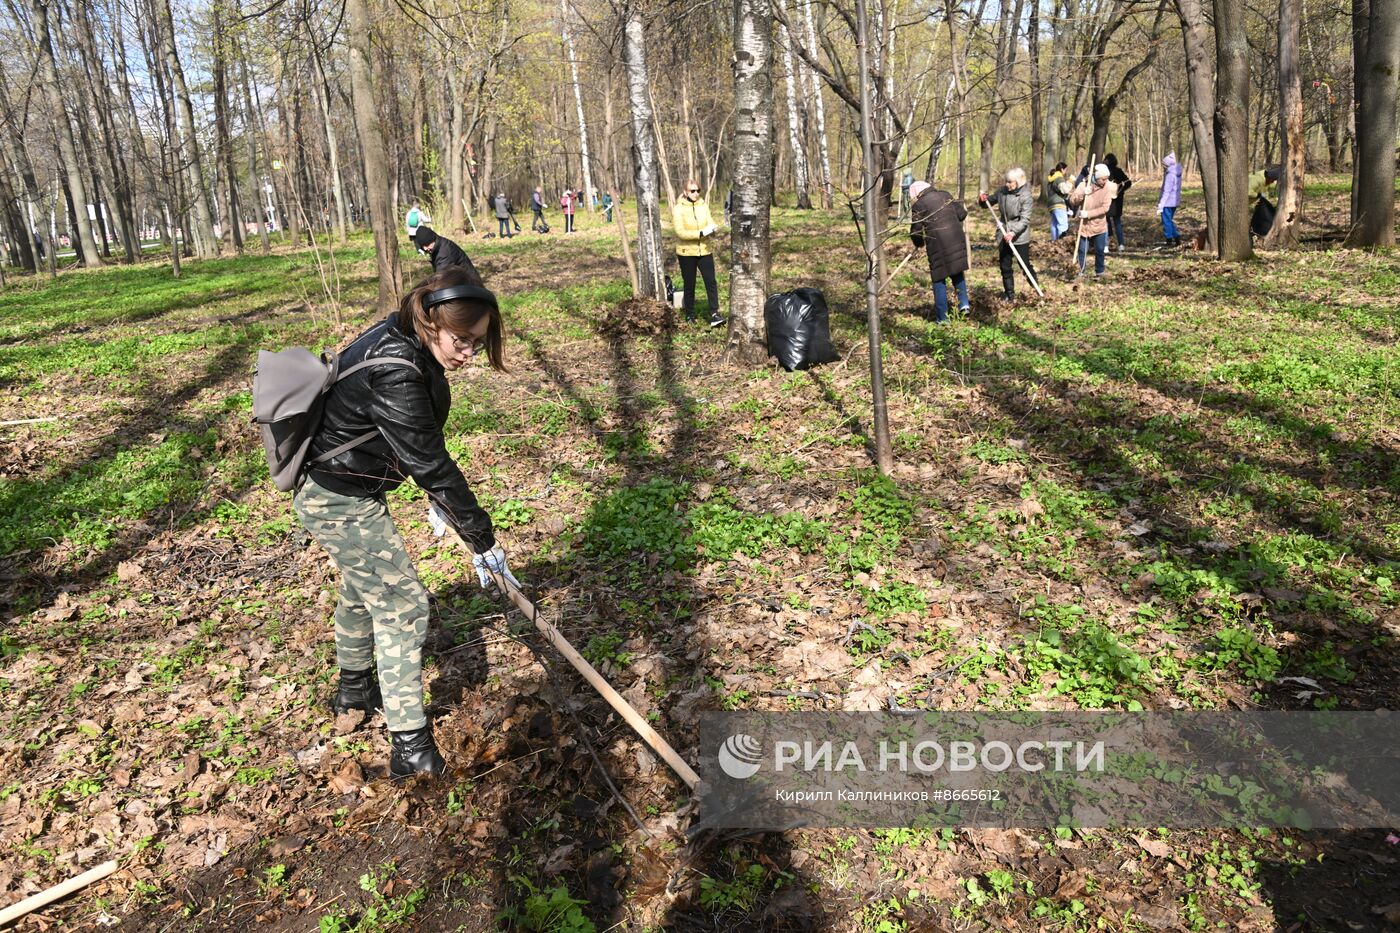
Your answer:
[336,356,420,382]
[308,357,422,466]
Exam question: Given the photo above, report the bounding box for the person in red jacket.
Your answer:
[560,189,577,233]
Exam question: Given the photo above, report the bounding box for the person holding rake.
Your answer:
[978,167,1036,302]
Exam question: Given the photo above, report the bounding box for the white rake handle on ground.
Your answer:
[453,533,701,791]
[983,200,1044,297]
[0,860,117,927]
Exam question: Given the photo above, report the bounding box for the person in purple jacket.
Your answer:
[1158,153,1183,248]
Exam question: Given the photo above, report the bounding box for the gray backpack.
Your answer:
[252,348,419,492]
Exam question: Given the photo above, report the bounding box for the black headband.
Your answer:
[424,284,498,314]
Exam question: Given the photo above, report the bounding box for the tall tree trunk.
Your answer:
[802,0,834,207]
[681,66,697,183]
[779,21,812,208]
[1175,0,1219,251]
[622,8,665,298]
[647,84,678,205]
[855,0,892,474]
[481,112,497,214]
[232,2,272,253]
[924,76,957,181]
[1349,0,1367,222]
[70,0,139,262]
[153,0,219,258]
[310,47,349,243]
[977,0,1025,192]
[1029,0,1043,193]
[447,70,465,233]
[1044,0,1070,176]
[345,0,402,311]
[562,0,597,210]
[1213,0,1252,260]
[27,0,102,267]
[1346,0,1398,246]
[211,0,244,252]
[1264,0,1304,247]
[728,0,774,362]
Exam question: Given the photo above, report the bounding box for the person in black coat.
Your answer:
[1103,154,1132,251]
[412,226,480,281]
[909,180,969,323]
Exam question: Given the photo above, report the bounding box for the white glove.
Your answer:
[700,224,716,237]
[427,504,448,537]
[473,545,521,593]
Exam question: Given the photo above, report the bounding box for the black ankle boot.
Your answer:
[331,668,383,715]
[389,727,446,779]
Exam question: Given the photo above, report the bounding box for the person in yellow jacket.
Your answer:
[671,179,724,326]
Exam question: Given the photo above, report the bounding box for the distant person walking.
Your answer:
[560,189,577,233]
[1069,163,1118,279]
[412,226,481,281]
[530,187,546,232]
[908,180,970,324]
[672,178,723,327]
[405,204,429,237]
[493,193,514,238]
[978,167,1035,302]
[1103,154,1132,251]
[899,169,914,218]
[601,191,614,223]
[1157,153,1182,248]
[1046,162,1071,241]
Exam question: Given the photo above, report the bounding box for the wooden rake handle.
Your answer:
[452,533,701,791]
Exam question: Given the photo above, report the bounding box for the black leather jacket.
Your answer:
[307,313,495,550]
[430,236,480,281]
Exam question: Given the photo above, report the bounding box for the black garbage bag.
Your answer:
[1250,197,1276,237]
[764,288,840,372]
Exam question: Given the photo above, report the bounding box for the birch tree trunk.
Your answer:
[779,21,812,208]
[1175,0,1219,251]
[802,0,834,207]
[562,0,596,210]
[1213,0,1252,260]
[345,0,402,311]
[728,0,774,362]
[153,0,220,258]
[1264,0,1304,248]
[1346,0,1398,246]
[622,8,665,298]
[27,0,103,267]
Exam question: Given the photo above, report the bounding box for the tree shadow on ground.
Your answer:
[877,300,1400,932]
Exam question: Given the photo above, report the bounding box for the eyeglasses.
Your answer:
[446,332,485,354]
[687,188,700,194]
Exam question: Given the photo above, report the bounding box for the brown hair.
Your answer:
[399,266,506,372]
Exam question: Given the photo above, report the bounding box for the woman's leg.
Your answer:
[998,241,1016,299]
[678,254,700,320]
[1094,233,1107,274]
[295,479,430,733]
[932,279,949,322]
[698,254,720,318]
[1077,234,1089,272]
[952,271,970,311]
[1163,207,1178,241]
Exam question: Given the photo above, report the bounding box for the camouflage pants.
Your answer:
[294,477,429,732]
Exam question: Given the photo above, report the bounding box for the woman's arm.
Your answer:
[369,366,495,550]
